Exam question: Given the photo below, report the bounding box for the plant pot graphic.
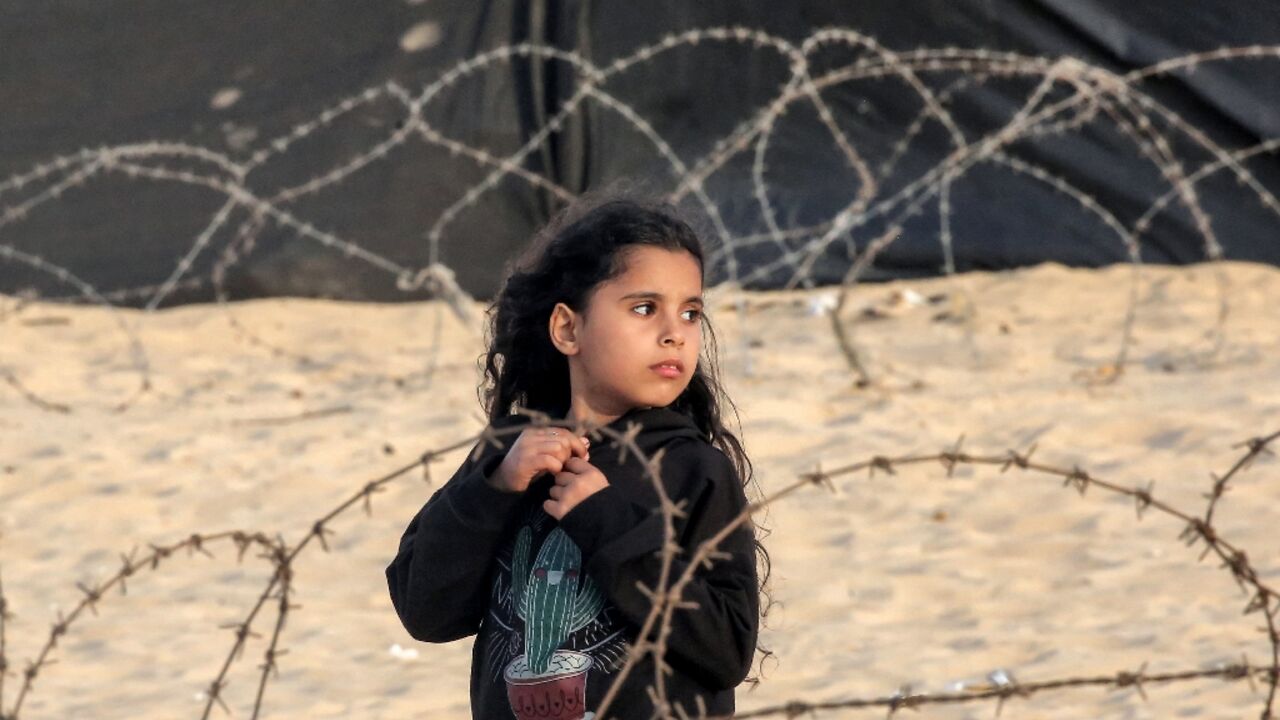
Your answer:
[505,650,595,720]
[505,526,604,718]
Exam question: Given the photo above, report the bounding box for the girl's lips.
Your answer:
[652,365,681,379]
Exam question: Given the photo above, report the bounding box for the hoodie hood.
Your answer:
[494,404,708,452]
[592,405,709,452]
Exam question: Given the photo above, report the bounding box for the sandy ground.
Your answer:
[1,260,1278,719]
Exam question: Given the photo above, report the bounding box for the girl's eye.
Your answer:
[632,303,701,322]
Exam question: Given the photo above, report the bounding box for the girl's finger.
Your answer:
[524,428,561,450]
[542,433,589,460]
[536,438,589,466]
[534,434,569,450]
[534,453,565,475]
[548,485,561,499]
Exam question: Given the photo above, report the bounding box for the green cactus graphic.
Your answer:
[511,526,605,674]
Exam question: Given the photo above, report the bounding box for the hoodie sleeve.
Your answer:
[557,441,760,691]
[385,421,527,643]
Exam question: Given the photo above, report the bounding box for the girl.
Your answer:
[386,193,771,719]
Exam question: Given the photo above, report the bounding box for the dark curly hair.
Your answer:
[476,189,776,684]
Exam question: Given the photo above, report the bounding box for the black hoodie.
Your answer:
[386,405,759,719]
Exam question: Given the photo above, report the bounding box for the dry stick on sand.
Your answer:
[229,404,355,427]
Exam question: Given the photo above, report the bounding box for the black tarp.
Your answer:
[1,1,1276,305]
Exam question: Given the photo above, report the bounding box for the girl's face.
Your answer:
[549,245,703,422]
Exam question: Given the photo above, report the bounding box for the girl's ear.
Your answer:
[548,302,580,356]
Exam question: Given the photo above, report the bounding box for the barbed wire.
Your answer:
[1,405,1274,718]
[4,24,1279,719]
[683,430,1280,719]
[3,30,1279,412]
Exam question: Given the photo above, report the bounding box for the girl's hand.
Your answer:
[487,426,590,494]
[543,456,609,521]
